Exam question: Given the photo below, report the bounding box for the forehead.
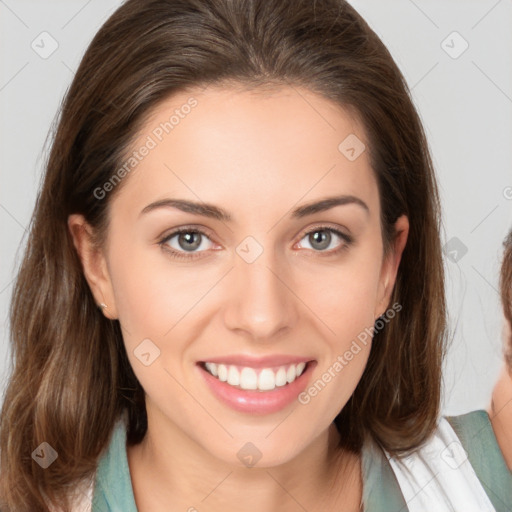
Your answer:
[111,84,379,222]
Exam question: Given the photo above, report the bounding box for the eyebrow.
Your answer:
[139,194,369,221]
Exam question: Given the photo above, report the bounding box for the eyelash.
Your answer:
[158,225,353,261]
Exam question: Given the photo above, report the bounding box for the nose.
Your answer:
[222,247,299,342]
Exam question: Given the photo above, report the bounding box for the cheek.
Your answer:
[316,276,378,322]
[106,248,203,401]
[106,240,230,393]
[107,238,206,336]
[299,250,382,399]
[305,254,382,336]
[300,283,377,418]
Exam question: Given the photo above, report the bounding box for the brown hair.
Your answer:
[500,228,512,370]
[0,0,446,510]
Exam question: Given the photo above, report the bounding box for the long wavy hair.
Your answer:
[500,229,512,370]
[0,0,446,510]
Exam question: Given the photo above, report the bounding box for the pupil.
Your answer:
[311,230,330,250]
[179,232,201,251]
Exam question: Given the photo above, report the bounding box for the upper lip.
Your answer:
[198,354,315,369]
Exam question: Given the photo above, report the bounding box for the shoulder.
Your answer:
[362,413,512,512]
[361,434,408,511]
[446,409,512,511]
[91,412,138,512]
[46,416,135,512]
[490,365,512,470]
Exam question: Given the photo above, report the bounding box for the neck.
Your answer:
[127,408,362,512]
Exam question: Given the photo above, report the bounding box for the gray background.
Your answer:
[1,0,511,416]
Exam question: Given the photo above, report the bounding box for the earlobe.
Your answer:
[375,215,409,318]
[67,214,118,319]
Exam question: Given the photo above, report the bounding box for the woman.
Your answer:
[0,0,509,510]
[489,229,512,471]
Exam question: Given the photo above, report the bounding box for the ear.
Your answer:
[374,215,409,319]
[67,214,118,319]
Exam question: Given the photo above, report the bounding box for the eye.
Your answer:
[296,225,353,255]
[158,225,353,261]
[159,227,215,260]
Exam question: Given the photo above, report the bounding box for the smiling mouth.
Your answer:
[198,361,311,392]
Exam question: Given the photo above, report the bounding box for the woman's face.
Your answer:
[72,85,408,467]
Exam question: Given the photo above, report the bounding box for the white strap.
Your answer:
[46,475,94,512]
[73,478,94,512]
[385,417,496,512]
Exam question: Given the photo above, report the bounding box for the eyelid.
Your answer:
[294,224,353,255]
[158,224,219,255]
[295,222,352,242]
[158,224,216,243]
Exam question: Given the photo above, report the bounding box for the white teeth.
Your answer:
[204,362,218,377]
[203,361,308,391]
[258,369,276,391]
[275,367,287,387]
[218,364,228,382]
[286,365,296,383]
[240,367,258,390]
[227,365,240,386]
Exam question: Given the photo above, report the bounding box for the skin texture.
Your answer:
[69,85,409,511]
[489,319,512,471]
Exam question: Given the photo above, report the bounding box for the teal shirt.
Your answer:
[91,410,512,511]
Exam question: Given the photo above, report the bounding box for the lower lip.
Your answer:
[197,361,316,414]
